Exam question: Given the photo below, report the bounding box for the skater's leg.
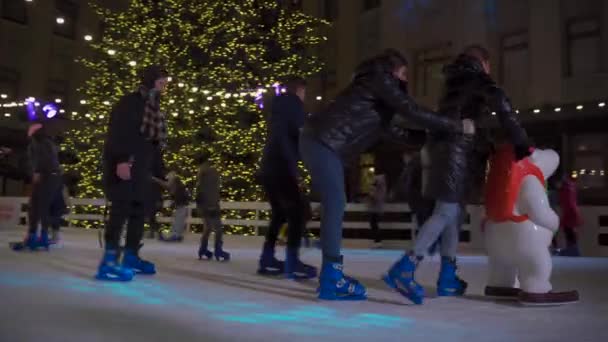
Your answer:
[38,176,61,237]
[284,181,316,279]
[370,213,381,243]
[300,135,364,300]
[438,208,460,258]
[412,201,460,257]
[124,201,145,251]
[210,212,229,261]
[171,206,188,238]
[264,187,287,249]
[97,199,133,281]
[123,201,155,274]
[104,200,129,250]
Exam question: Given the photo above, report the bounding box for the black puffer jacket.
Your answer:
[422,55,529,203]
[301,58,462,165]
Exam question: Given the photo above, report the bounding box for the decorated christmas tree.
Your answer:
[64,0,327,232]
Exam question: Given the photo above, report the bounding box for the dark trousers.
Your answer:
[262,172,306,250]
[145,201,161,234]
[28,175,62,235]
[370,213,381,243]
[104,200,145,251]
[49,186,67,232]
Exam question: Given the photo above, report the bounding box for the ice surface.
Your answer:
[0,228,606,342]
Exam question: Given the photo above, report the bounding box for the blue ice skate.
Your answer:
[10,233,40,251]
[38,230,50,251]
[257,242,284,276]
[122,246,156,275]
[318,257,367,301]
[96,249,134,281]
[436,256,467,296]
[383,254,425,304]
[214,240,230,262]
[285,248,317,280]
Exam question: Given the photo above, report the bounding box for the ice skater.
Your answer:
[299,49,475,300]
[196,155,230,261]
[11,123,63,251]
[154,172,190,242]
[383,45,532,304]
[258,76,316,279]
[97,65,169,281]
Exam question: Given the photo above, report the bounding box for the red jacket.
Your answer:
[559,178,583,229]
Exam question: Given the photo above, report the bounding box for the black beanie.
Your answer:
[141,65,168,89]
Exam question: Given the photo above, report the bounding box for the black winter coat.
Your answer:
[422,55,529,203]
[260,93,305,180]
[102,91,157,203]
[301,59,462,165]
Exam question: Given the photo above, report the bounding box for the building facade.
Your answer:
[302,0,608,204]
[0,0,124,195]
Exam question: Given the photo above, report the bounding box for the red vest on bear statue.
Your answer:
[485,144,545,223]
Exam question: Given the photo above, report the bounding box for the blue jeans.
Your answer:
[299,135,345,263]
[412,201,461,258]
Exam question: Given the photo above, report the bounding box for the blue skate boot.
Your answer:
[436,256,467,296]
[10,232,38,251]
[122,245,156,275]
[257,242,284,276]
[38,230,50,251]
[383,254,425,304]
[285,248,317,280]
[318,256,367,301]
[214,240,230,262]
[96,249,134,281]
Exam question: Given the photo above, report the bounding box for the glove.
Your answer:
[514,144,533,161]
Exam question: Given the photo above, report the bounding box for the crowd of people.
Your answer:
[10,44,582,305]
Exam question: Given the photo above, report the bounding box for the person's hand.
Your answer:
[116,162,132,180]
[462,119,476,135]
[32,173,41,184]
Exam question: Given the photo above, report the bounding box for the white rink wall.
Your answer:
[1,197,607,257]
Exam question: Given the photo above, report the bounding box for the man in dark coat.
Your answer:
[258,76,316,279]
[299,48,475,300]
[97,65,169,282]
[385,45,532,305]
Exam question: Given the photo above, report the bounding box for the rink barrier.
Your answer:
[3,196,607,257]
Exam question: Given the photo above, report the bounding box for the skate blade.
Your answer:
[382,274,424,305]
[318,292,367,301]
[519,299,579,307]
[94,274,133,282]
[257,269,284,276]
[484,295,520,301]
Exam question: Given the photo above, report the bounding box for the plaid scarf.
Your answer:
[139,85,167,145]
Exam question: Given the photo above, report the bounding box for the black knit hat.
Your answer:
[141,65,168,88]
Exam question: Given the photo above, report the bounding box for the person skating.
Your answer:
[11,123,62,251]
[154,172,190,242]
[383,45,532,304]
[299,49,475,300]
[196,155,230,261]
[97,65,169,281]
[258,76,317,279]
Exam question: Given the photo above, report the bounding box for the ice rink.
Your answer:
[0,228,606,342]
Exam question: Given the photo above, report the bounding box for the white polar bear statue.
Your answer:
[483,145,579,306]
